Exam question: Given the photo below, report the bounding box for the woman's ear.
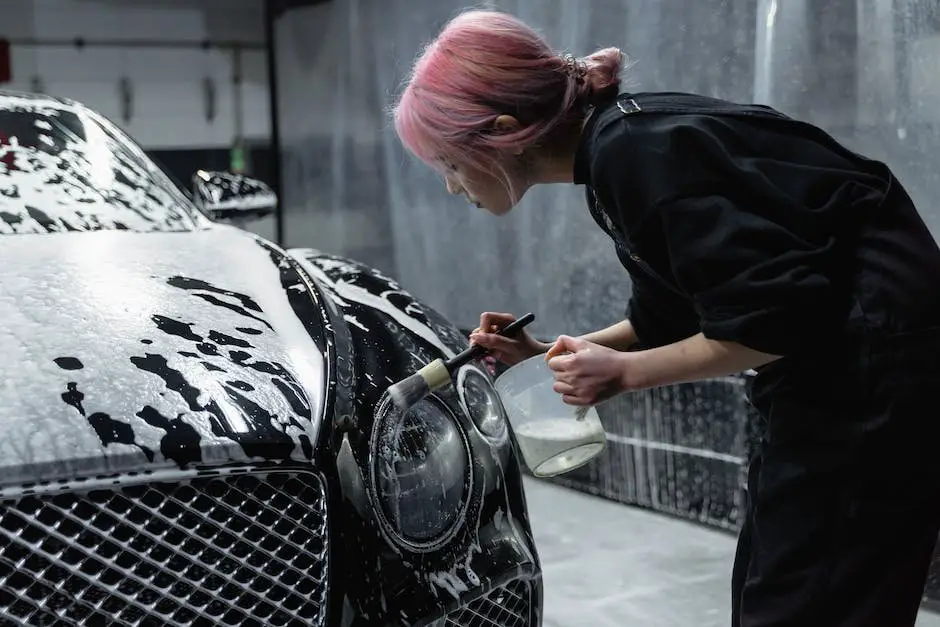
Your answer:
[494,114,521,133]
[494,115,524,155]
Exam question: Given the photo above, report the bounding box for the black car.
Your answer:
[0,90,543,626]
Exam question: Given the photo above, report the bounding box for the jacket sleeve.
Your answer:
[626,274,702,349]
[654,193,843,356]
[624,279,664,348]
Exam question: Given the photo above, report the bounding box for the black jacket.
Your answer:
[573,92,940,363]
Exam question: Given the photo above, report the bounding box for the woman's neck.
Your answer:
[527,118,588,185]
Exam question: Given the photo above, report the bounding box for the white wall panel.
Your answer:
[0,0,270,149]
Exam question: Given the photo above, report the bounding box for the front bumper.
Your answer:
[0,465,543,627]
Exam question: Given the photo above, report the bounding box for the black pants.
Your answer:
[732,328,940,626]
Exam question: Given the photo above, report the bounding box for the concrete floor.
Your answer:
[523,477,940,627]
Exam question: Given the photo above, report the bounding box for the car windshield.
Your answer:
[0,94,201,235]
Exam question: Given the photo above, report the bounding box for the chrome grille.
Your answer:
[441,580,531,627]
[0,471,328,627]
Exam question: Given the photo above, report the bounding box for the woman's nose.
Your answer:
[445,177,461,195]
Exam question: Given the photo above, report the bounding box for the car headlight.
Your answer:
[369,393,472,550]
[457,366,508,441]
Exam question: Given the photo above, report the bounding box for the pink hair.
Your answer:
[393,10,623,176]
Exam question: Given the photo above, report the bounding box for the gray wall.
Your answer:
[274,0,940,336]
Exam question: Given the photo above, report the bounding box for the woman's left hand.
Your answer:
[544,335,633,406]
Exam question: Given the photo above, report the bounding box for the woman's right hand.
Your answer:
[469,312,551,367]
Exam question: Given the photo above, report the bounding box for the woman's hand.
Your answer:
[544,332,782,406]
[545,335,631,406]
[469,311,551,367]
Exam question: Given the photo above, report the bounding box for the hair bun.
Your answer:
[581,47,624,103]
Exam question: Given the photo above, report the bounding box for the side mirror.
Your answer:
[192,170,277,222]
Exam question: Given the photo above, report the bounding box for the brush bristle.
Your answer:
[387,372,430,411]
[387,359,451,411]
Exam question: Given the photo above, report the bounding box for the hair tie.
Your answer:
[562,54,587,84]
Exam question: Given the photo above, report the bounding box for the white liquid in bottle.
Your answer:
[514,415,606,477]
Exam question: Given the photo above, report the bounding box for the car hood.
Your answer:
[0,226,327,490]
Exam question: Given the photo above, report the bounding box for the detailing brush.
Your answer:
[386,312,536,412]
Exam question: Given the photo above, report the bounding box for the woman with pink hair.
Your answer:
[393,9,940,627]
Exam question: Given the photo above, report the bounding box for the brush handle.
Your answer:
[447,312,536,371]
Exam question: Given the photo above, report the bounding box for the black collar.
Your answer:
[572,94,620,186]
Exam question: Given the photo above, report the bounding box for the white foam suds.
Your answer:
[0,227,327,473]
[233,231,326,426]
[291,252,456,359]
[343,314,369,332]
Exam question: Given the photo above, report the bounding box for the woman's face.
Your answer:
[442,158,527,216]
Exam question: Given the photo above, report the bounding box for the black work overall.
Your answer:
[573,92,940,626]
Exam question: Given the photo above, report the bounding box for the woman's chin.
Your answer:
[482,189,528,215]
